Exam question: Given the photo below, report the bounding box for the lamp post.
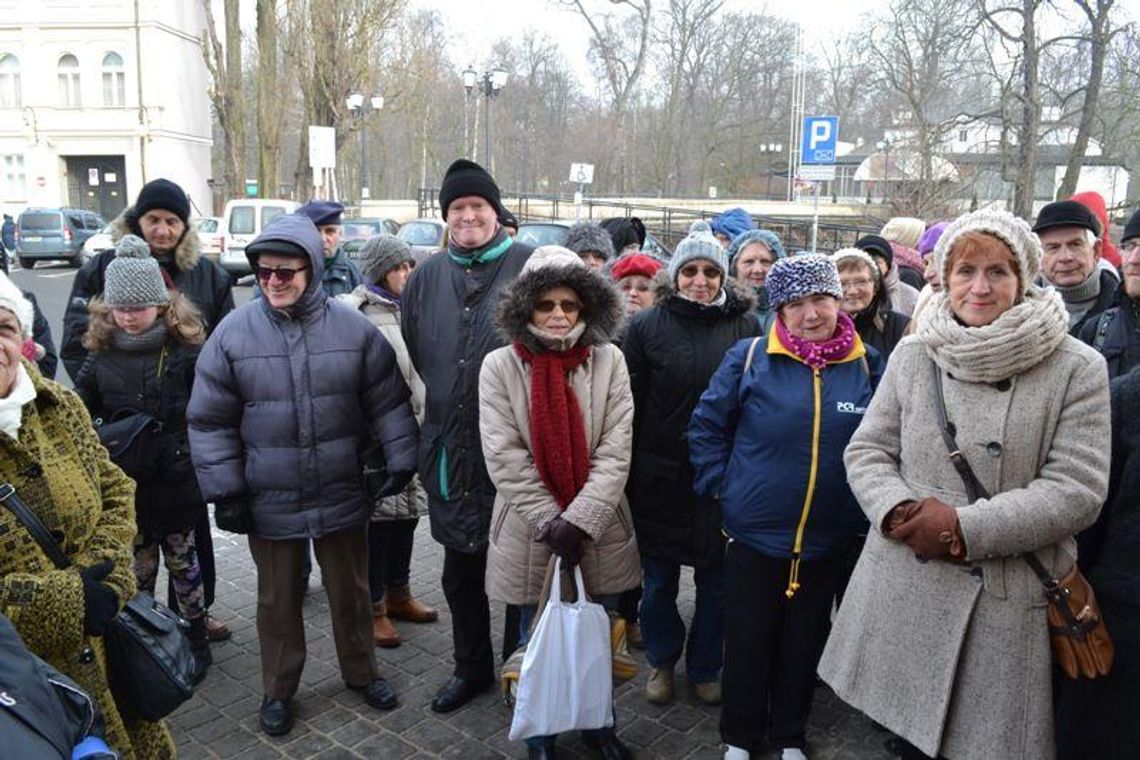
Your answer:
[876,138,892,204]
[463,67,507,170]
[759,142,782,199]
[346,91,384,202]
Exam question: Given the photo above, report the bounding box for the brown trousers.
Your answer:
[248,524,378,699]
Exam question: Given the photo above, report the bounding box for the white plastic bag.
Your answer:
[508,558,613,740]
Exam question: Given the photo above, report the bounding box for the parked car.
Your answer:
[81,222,116,264]
[194,216,224,261]
[396,218,447,263]
[341,217,400,261]
[516,219,673,261]
[219,199,298,282]
[16,208,106,268]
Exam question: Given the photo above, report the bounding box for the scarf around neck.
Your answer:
[367,283,401,305]
[447,227,512,267]
[775,310,857,370]
[111,320,169,353]
[513,335,591,511]
[0,363,36,440]
[915,286,1069,383]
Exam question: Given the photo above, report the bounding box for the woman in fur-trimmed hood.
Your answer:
[480,245,638,755]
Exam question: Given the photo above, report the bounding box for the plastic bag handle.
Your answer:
[550,557,564,604]
[571,563,588,607]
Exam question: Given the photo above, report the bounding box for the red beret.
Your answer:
[610,253,662,281]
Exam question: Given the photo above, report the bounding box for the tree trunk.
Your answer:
[1056,0,1114,200]
[223,0,244,198]
[256,0,280,198]
[1013,0,1040,218]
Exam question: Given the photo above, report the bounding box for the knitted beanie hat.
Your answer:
[1122,209,1140,245]
[831,248,879,279]
[438,159,504,220]
[356,234,413,286]
[934,208,1042,295]
[104,234,168,308]
[134,178,190,224]
[599,217,647,253]
[0,271,33,338]
[564,222,615,262]
[855,234,894,268]
[727,229,786,272]
[668,221,730,282]
[917,221,950,258]
[880,217,926,250]
[766,253,843,310]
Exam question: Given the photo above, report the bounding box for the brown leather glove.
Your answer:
[537,516,589,567]
[883,500,922,534]
[888,497,966,563]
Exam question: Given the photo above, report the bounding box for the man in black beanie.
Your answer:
[400,159,533,713]
[1078,208,1140,378]
[1034,199,1119,335]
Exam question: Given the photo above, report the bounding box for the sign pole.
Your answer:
[811,181,821,253]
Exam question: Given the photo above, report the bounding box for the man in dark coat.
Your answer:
[294,199,364,297]
[1078,208,1140,379]
[187,213,418,737]
[400,159,533,712]
[1034,199,1119,336]
[1,213,14,273]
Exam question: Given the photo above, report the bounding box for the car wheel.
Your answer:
[18,257,32,270]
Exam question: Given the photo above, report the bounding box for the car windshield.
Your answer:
[398,222,442,246]
[197,219,218,233]
[517,224,569,248]
[20,213,62,231]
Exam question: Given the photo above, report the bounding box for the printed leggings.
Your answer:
[134,527,206,621]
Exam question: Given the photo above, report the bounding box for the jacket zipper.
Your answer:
[786,367,822,598]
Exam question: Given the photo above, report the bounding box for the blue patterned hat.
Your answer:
[766,253,843,310]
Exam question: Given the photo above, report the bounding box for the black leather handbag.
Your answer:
[0,483,195,720]
[94,409,164,481]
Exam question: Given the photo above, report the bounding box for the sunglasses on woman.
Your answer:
[679,265,721,279]
[256,265,309,284]
[534,299,582,314]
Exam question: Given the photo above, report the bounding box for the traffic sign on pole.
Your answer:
[801,116,839,165]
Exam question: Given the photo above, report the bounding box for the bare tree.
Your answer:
[200,0,244,199]
[256,0,283,198]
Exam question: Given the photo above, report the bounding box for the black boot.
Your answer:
[187,616,212,685]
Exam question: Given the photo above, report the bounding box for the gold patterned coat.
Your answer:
[0,361,175,758]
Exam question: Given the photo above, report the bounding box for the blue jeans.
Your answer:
[639,555,724,683]
[517,592,620,750]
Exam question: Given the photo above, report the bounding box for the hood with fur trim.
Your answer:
[110,207,202,273]
[495,259,624,354]
[652,269,757,317]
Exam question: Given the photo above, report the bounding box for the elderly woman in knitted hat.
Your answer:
[75,234,213,683]
[820,209,1111,760]
[0,265,177,757]
[621,220,759,707]
[689,254,882,760]
[339,235,437,649]
[480,245,639,759]
[728,229,786,332]
[831,247,910,362]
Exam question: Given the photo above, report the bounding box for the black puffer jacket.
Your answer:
[1077,290,1140,380]
[187,213,418,540]
[621,276,760,566]
[76,337,204,535]
[400,229,533,553]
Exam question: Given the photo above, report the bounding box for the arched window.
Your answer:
[58,53,80,107]
[0,54,20,109]
[102,52,124,107]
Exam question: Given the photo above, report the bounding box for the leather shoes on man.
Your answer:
[582,730,633,760]
[527,739,559,759]
[258,696,293,736]
[430,675,490,713]
[349,677,399,710]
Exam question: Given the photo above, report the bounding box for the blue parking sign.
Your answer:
[801,116,839,164]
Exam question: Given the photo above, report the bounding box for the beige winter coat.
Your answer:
[340,285,427,520]
[819,334,1110,760]
[480,342,641,605]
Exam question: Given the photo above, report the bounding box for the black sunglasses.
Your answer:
[535,299,582,314]
[256,265,309,284]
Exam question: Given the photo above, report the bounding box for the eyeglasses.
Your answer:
[534,299,581,314]
[840,278,874,291]
[679,265,721,279]
[1122,241,1140,256]
[256,265,309,284]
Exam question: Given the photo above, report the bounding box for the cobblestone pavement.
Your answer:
[168,519,894,759]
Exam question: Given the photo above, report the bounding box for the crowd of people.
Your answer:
[0,161,1136,760]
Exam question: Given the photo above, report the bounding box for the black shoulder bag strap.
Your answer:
[0,483,72,570]
[928,361,1059,591]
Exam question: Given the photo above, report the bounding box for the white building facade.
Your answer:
[0,0,211,221]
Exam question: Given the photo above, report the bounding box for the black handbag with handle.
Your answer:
[93,409,164,481]
[0,482,195,720]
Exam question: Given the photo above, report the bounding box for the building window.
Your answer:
[58,54,81,107]
[3,154,25,198]
[102,52,124,107]
[958,129,968,143]
[0,54,20,108]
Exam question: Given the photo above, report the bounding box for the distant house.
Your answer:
[0,1,212,220]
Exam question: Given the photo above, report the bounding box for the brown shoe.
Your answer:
[385,585,439,623]
[205,614,232,642]
[371,600,401,648]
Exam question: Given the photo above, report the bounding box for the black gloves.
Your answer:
[537,516,589,567]
[81,561,119,636]
[214,498,253,534]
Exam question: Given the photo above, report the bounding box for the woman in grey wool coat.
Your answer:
[819,208,1111,760]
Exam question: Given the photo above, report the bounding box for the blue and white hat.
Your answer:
[668,221,730,282]
[766,253,843,310]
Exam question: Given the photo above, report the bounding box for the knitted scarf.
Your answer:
[367,283,400,305]
[512,341,591,510]
[447,228,513,267]
[915,285,1069,383]
[111,320,169,353]
[775,310,857,370]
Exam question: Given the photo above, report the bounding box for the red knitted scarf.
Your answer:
[513,342,591,510]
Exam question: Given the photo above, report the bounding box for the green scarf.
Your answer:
[447,229,513,267]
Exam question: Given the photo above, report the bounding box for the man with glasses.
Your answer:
[1078,209,1140,379]
[188,212,418,737]
[1033,199,1119,335]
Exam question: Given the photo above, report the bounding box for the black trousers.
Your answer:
[442,546,494,685]
[720,540,846,752]
[367,519,417,602]
[169,513,215,610]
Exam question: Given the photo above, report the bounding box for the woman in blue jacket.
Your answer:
[689,254,881,760]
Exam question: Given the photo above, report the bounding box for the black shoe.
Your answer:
[259,697,293,737]
[527,741,559,759]
[349,677,399,710]
[430,675,490,713]
[582,731,633,760]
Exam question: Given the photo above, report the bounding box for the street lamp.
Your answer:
[759,142,783,199]
[876,138,892,203]
[346,91,384,202]
[463,67,507,170]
